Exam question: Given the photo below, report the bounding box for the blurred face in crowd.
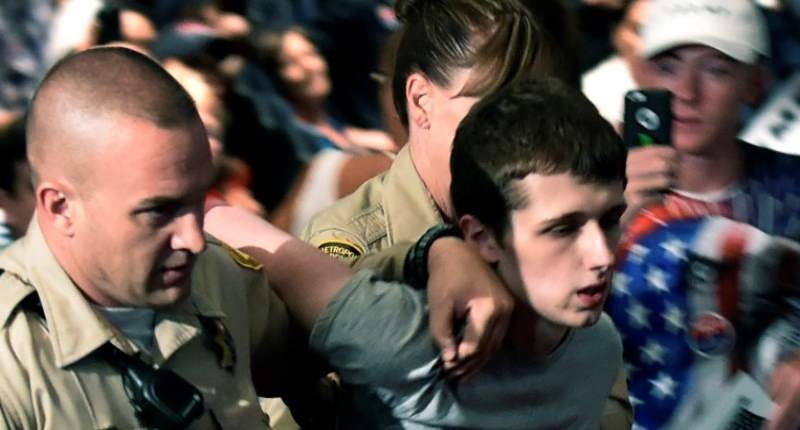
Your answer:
[488,173,625,328]
[613,0,647,62]
[118,9,157,48]
[278,30,331,103]
[64,114,213,308]
[164,59,226,165]
[638,45,761,155]
[613,0,649,82]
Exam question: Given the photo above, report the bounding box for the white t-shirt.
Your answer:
[582,55,637,127]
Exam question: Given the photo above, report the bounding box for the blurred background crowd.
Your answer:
[1,0,798,245]
[2,1,800,429]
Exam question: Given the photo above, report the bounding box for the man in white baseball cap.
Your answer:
[641,0,770,64]
[611,0,800,429]
[623,0,773,218]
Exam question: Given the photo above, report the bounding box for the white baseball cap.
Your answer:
[641,0,770,64]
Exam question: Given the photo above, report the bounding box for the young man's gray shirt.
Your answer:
[310,271,623,429]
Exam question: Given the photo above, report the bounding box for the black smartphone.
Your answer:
[623,89,673,148]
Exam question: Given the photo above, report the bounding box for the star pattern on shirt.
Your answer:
[649,372,677,400]
[628,244,650,264]
[661,303,686,334]
[609,227,694,429]
[645,266,670,294]
[661,237,688,261]
[640,339,667,365]
[627,300,651,330]
[612,272,631,297]
[607,156,800,430]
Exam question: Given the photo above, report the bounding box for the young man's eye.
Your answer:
[547,223,579,237]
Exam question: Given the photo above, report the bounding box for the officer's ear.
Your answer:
[406,72,432,131]
[459,214,503,264]
[37,181,77,236]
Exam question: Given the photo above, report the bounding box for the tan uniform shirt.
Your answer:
[301,146,442,264]
[0,221,293,429]
[302,146,634,429]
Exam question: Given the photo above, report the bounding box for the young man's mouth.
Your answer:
[576,283,608,308]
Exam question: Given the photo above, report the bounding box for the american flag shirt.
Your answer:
[608,144,800,430]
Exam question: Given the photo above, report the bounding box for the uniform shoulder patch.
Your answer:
[318,240,365,260]
[221,242,264,271]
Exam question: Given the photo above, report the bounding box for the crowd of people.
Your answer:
[1,0,800,429]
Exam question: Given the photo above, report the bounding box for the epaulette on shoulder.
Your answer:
[207,239,264,272]
[0,269,37,328]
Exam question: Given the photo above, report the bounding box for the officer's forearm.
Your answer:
[204,205,294,253]
[241,242,351,332]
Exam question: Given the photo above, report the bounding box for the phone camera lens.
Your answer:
[635,107,661,131]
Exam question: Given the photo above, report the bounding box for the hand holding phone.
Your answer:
[623,89,673,148]
[621,89,678,223]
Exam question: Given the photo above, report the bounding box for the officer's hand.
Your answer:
[623,145,679,224]
[767,353,800,430]
[426,237,513,380]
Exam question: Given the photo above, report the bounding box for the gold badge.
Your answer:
[318,240,365,259]
[222,242,263,271]
[202,317,237,373]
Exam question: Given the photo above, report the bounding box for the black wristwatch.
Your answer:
[404,224,462,288]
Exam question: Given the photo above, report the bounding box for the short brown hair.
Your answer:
[451,78,627,237]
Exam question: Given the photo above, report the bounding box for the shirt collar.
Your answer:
[0,217,226,368]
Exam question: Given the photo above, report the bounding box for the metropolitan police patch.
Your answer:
[318,240,364,259]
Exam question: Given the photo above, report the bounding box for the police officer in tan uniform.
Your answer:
[0,46,306,429]
[0,230,291,428]
[302,1,633,428]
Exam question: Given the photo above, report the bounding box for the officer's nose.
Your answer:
[172,210,206,255]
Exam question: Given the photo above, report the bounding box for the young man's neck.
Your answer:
[677,138,743,194]
[507,305,569,358]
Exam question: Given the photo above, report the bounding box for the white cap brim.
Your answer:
[642,35,762,64]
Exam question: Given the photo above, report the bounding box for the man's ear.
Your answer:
[37,181,77,236]
[406,72,432,130]
[458,214,503,264]
[742,64,770,106]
